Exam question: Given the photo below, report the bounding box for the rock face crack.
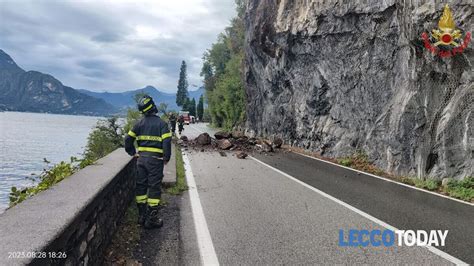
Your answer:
[244,0,473,179]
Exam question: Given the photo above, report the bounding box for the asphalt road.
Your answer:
[252,151,474,264]
[178,123,470,265]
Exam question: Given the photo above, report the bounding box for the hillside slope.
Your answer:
[244,1,473,179]
[80,86,205,111]
[0,50,116,116]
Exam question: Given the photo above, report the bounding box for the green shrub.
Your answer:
[10,158,77,206]
[457,176,474,189]
[443,177,474,201]
[353,150,369,163]
[201,1,246,130]
[401,177,416,186]
[83,117,123,162]
[338,158,352,167]
[413,179,440,191]
[123,108,141,135]
[10,117,126,207]
[426,179,436,189]
[446,187,474,201]
[336,150,386,177]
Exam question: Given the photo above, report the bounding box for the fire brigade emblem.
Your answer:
[421,4,471,57]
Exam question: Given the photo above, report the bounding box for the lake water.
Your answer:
[0,112,101,212]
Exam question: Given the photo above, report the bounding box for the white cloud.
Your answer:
[0,0,236,92]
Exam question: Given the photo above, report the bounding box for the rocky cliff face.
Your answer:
[244,0,473,179]
[0,50,116,116]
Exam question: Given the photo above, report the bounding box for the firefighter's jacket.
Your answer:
[125,114,172,161]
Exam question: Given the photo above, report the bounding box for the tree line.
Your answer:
[176,60,205,120]
[200,0,246,129]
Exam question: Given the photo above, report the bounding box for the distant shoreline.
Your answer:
[0,110,118,118]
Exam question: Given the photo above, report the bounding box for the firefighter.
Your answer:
[169,112,177,136]
[125,95,172,229]
[177,115,185,135]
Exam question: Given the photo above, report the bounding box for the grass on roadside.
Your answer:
[166,145,188,195]
[105,143,189,264]
[399,176,474,202]
[443,177,474,201]
[336,150,386,177]
[335,151,474,202]
[413,179,440,191]
[104,205,141,265]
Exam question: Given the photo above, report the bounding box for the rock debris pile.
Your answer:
[177,131,284,159]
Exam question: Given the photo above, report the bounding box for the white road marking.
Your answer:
[250,156,467,265]
[188,125,470,206]
[183,151,219,266]
[191,124,472,207]
[295,151,474,207]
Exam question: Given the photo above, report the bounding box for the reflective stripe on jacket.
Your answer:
[124,114,172,161]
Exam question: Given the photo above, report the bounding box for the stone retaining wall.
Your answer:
[0,148,135,265]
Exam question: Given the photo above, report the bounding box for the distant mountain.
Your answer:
[188,87,206,103]
[80,86,205,111]
[0,49,117,116]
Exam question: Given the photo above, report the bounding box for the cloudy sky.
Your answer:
[0,0,236,93]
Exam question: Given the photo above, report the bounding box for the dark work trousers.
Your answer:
[136,156,164,204]
[170,121,176,133]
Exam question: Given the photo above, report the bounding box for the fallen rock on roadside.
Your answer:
[180,135,188,141]
[272,137,283,149]
[184,131,281,159]
[232,130,245,138]
[236,152,248,159]
[261,140,273,152]
[217,139,233,150]
[195,133,211,145]
[214,131,232,140]
[248,138,257,145]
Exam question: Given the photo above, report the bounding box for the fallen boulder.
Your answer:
[218,139,233,150]
[232,130,245,138]
[180,135,188,142]
[196,133,211,145]
[236,151,248,159]
[272,137,283,148]
[261,141,273,152]
[214,131,232,140]
[248,138,257,145]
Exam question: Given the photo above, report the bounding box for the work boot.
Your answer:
[144,206,163,229]
[137,203,147,225]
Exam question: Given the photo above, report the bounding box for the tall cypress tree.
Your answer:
[197,95,204,120]
[190,98,196,117]
[182,97,190,112]
[176,60,189,107]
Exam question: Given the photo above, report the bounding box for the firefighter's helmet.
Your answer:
[137,95,157,114]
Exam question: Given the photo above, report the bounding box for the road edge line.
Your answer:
[294,151,474,207]
[250,156,467,265]
[183,151,219,265]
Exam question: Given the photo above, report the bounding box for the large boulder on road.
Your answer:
[196,133,211,145]
[236,151,248,159]
[248,138,257,145]
[261,140,273,152]
[232,130,245,138]
[217,139,233,150]
[215,131,232,140]
[272,137,283,148]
